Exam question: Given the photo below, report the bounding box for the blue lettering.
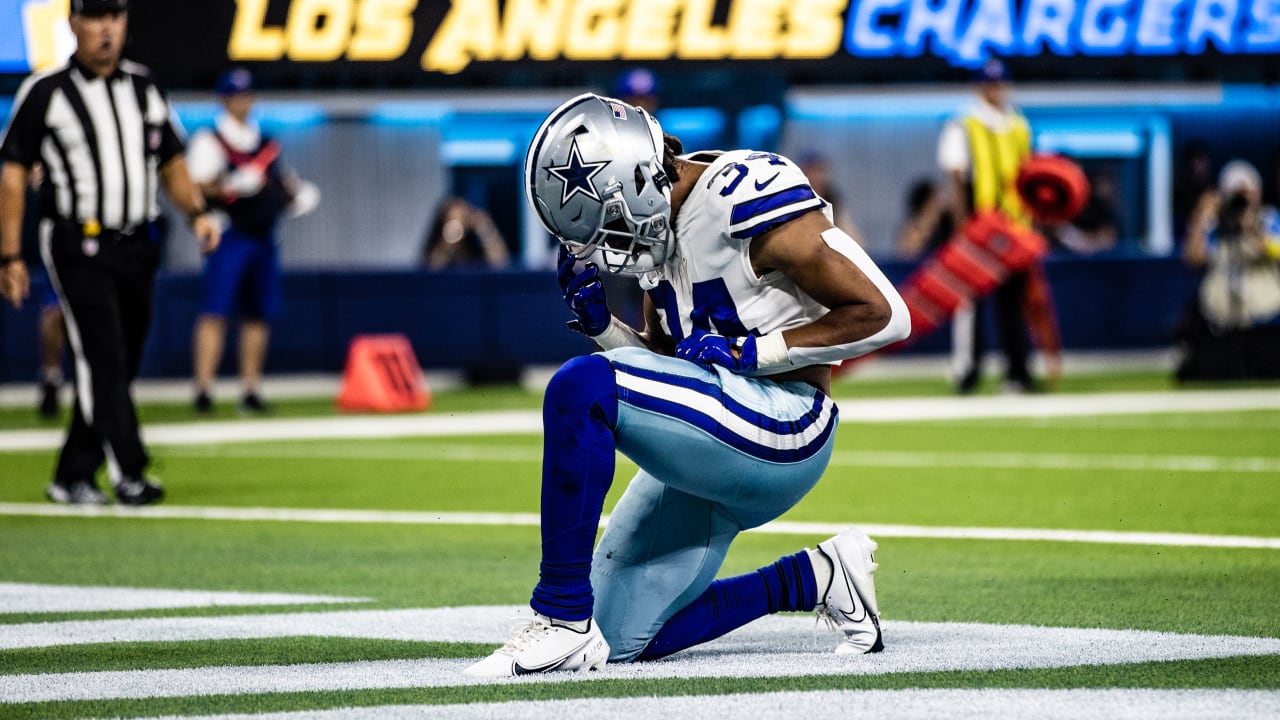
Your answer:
[1080,0,1134,54]
[1135,0,1186,52]
[1021,0,1077,54]
[955,0,1018,63]
[836,0,1280,62]
[847,0,908,56]
[1186,0,1241,52]
[691,278,751,337]
[1245,0,1280,50]
[900,0,963,58]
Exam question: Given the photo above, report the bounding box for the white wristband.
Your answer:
[591,316,645,350]
[753,330,791,369]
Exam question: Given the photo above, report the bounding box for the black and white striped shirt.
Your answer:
[0,56,184,232]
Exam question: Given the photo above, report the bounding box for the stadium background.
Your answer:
[2,0,1279,381]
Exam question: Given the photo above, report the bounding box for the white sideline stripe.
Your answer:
[831,449,1280,474]
[1,503,1276,549]
[153,442,1280,475]
[3,610,1279,702]
[125,689,1280,720]
[0,583,367,614]
[0,410,546,452]
[2,388,1279,452]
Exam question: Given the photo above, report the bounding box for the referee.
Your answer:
[0,0,220,505]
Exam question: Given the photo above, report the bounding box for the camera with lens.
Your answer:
[1217,192,1251,238]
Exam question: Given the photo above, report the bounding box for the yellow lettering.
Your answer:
[622,0,678,60]
[229,0,286,60]
[728,0,783,58]
[677,0,726,59]
[21,0,68,71]
[783,0,846,58]
[563,0,623,60]
[500,0,569,61]
[285,0,353,61]
[423,0,500,73]
[348,0,416,60]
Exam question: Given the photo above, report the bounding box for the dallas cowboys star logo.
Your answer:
[546,137,608,207]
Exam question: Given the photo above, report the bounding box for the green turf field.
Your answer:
[1,372,1277,718]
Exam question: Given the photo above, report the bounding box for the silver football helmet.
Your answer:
[525,93,673,274]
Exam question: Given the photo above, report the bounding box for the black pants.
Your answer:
[955,269,1033,391]
[43,221,160,485]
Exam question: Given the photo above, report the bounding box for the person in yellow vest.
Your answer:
[937,58,1057,393]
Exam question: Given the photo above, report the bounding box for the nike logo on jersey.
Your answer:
[754,172,780,191]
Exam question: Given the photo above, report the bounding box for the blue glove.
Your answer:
[557,246,611,336]
[675,328,758,372]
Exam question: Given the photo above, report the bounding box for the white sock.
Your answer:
[807,547,834,601]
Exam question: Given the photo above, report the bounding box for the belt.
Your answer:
[57,218,140,239]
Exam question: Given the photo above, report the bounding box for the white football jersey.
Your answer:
[645,149,835,374]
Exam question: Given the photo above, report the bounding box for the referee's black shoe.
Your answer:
[46,479,109,505]
[115,475,165,506]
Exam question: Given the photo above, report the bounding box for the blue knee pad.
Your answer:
[543,353,619,428]
[532,353,620,621]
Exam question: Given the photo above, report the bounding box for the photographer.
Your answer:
[1178,159,1280,380]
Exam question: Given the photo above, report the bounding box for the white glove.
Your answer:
[286,180,320,219]
[223,166,266,198]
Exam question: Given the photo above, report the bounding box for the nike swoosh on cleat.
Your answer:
[835,562,868,622]
[754,172,780,190]
[512,656,571,675]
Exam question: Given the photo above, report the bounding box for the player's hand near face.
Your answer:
[557,245,611,336]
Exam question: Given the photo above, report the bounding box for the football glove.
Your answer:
[676,329,758,372]
[557,246,611,337]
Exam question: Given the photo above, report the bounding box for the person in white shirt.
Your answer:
[186,68,318,414]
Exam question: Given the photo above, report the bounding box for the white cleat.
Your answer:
[463,611,610,678]
[816,527,885,655]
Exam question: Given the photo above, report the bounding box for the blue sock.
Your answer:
[638,550,818,660]
[530,355,618,622]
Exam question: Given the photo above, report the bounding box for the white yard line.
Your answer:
[0,503,1275,549]
[829,449,1280,473]
[2,610,1279,702]
[0,583,366,614]
[147,442,1280,475]
[125,689,1280,720]
[2,389,1278,452]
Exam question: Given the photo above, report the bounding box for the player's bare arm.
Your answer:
[752,210,896,352]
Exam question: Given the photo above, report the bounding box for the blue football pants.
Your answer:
[531,347,839,662]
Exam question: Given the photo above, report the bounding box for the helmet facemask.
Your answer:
[569,173,671,274]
